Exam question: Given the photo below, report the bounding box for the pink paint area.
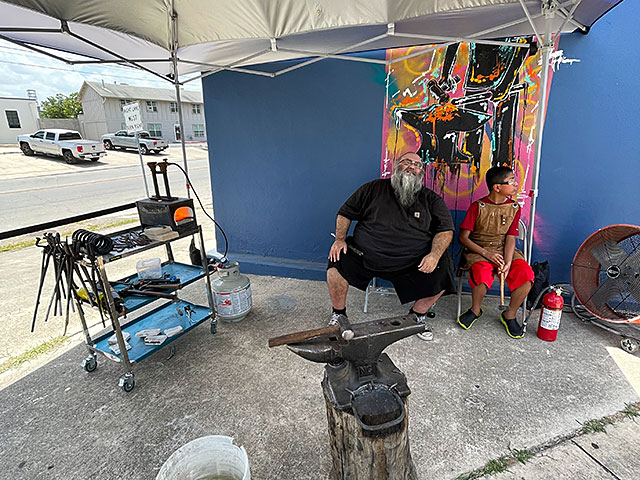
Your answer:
[380,39,558,224]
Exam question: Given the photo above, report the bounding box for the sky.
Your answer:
[0,39,202,103]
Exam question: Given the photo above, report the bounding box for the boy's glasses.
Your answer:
[498,178,518,185]
[398,158,424,169]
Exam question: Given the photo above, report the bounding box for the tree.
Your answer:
[40,92,83,119]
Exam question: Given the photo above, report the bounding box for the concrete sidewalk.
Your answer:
[0,273,638,479]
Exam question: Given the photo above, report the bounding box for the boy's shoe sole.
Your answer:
[500,313,525,339]
[457,309,482,330]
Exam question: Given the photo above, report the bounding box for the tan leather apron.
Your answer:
[463,200,524,269]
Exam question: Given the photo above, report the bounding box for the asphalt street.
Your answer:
[0,146,211,232]
[0,144,217,361]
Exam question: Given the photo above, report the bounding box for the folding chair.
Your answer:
[363,277,437,317]
[363,277,395,313]
[456,219,528,318]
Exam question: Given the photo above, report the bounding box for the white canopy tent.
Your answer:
[0,0,622,258]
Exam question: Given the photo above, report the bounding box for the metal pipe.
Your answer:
[273,31,389,77]
[392,32,529,48]
[526,7,555,262]
[64,24,169,82]
[518,0,544,46]
[0,33,73,64]
[170,3,190,198]
[555,0,584,37]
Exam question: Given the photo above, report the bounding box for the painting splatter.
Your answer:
[381,38,558,222]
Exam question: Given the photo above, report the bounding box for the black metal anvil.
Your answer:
[271,314,424,411]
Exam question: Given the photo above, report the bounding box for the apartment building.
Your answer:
[77,81,205,141]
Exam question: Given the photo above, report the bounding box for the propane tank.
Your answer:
[537,287,564,342]
[211,262,252,322]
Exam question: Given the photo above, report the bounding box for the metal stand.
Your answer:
[77,224,215,392]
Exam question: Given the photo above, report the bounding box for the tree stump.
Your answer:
[324,393,417,480]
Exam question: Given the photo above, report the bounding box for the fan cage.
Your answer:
[571,224,640,324]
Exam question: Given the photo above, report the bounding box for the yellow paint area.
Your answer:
[607,346,640,397]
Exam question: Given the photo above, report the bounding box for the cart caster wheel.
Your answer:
[620,337,639,354]
[119,373,135,393]
[210,319,217,334]
[82,355,97,372]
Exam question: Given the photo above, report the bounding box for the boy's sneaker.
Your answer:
[411,310,434,341]
[328,312,345,327]
[457,309,482,330]
[500,313,525,339]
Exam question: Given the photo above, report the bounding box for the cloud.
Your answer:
[0,40,202,102]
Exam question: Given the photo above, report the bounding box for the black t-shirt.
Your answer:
[338,179,454,271]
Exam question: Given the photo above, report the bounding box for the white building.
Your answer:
[77,81,205,141]
[1,96,39,144]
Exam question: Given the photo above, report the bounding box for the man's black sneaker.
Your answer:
[411,310,433,341]
[328,312,346,327]
[457,309,482,330]
[500,313,525,339]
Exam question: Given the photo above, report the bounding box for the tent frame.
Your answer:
[0,0,588,256]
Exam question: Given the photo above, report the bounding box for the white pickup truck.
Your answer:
[101,130,169,154]
[18,129,106,164]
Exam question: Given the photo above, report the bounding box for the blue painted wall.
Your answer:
[536,0,639,282]
[204,55,386,279]
[204,1,638,283]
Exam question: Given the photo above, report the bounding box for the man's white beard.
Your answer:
[391,167,423,208]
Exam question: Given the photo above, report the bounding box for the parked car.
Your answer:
[18,129,106,164]
[101,130,169,154]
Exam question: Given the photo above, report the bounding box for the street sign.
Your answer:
[123,102,143,133]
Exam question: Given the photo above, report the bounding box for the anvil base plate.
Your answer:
[321,353,410,411]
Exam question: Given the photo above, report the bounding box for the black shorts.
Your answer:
[327,240,456,304]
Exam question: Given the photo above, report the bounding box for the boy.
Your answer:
[457,166,534,338]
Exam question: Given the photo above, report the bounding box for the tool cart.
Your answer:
[74,224,215,392]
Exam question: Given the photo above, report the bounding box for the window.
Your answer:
[33,131,45,139]
[45,132,56,140]
[5,110,20,128]
[120,99,134,111]
[191,104,201,114]
[148,123,162,137]
[58,132,82,141]
[170,102,178,113]
[146,101,158,112]
[193,124,205,138]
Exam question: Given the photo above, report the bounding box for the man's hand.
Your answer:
[418,253,439,273]
[498,261,511,276]
[484,251,504,268]
[329,240,347,262]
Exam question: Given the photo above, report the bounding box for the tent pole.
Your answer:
[170,4,190,199]
[526,5,555,261]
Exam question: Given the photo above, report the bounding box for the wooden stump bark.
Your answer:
[324,393,417,480]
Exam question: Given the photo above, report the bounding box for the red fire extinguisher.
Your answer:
[537,287,564,342]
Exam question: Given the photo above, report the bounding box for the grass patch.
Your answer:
[621,402,640,419]
[482,457,508,475]
[510,448,534,465]
[0,238,35,253]
[581,417,615,434]
[0,336,68,374]
[0,218,137,254]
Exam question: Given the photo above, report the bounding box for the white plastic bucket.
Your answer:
[156,435,250,480]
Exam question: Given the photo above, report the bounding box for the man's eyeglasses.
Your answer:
[398,158,424,169]
[498,178,518,186]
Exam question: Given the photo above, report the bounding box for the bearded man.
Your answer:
[327,152,455,341]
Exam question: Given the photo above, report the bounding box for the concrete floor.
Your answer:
[0,273,639,479]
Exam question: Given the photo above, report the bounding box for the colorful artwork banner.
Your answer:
[380,38,557,222]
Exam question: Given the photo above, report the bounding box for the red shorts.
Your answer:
[469,259,534,291]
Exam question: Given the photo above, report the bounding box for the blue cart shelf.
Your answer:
[76,224,216,393]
